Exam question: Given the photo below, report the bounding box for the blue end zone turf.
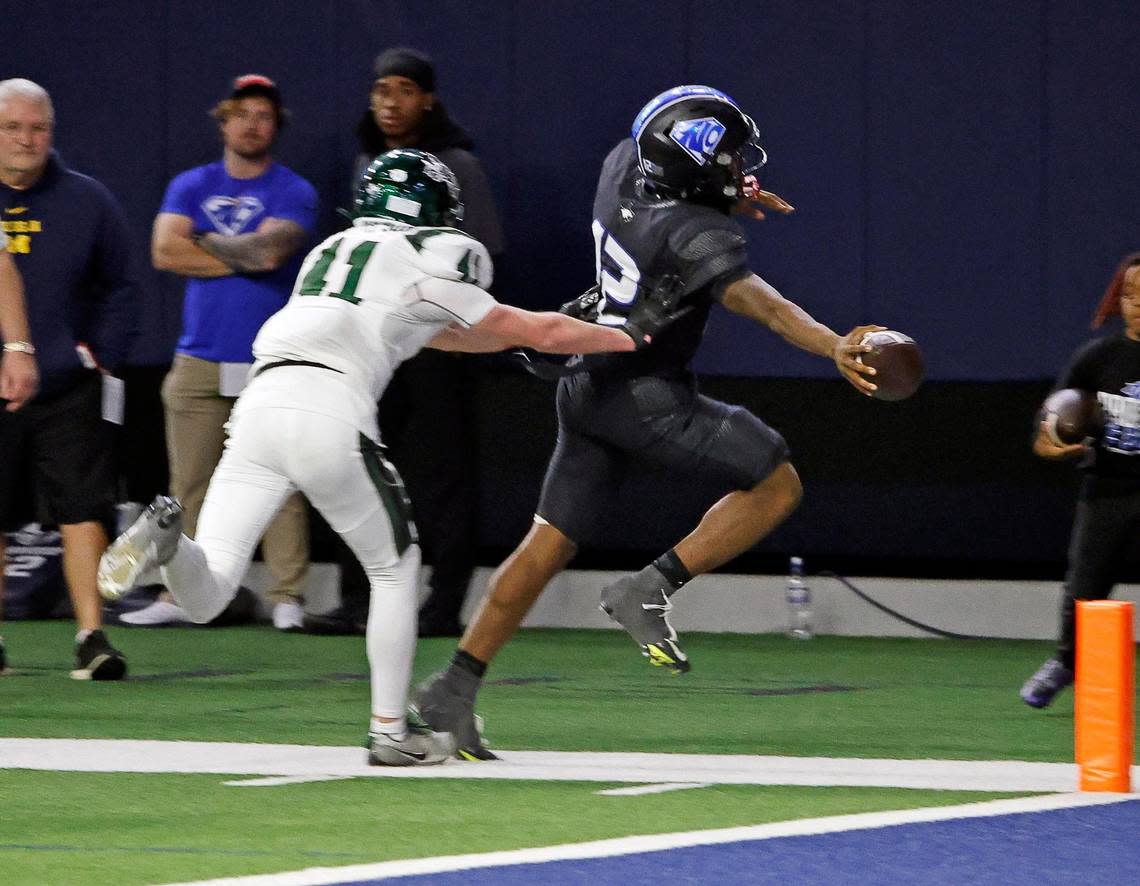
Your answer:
[338,799,1140,885]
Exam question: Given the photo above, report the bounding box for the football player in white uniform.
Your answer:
[98,149,647,765]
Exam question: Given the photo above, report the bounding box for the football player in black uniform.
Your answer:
[413,85,882,759]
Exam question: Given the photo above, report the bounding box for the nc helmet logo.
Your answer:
[669,117,726,166]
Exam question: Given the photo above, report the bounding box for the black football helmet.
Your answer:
[632,85,767,207]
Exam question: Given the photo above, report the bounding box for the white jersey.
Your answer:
[249,219,495,423]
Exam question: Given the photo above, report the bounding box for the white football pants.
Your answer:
[162,378,418,720]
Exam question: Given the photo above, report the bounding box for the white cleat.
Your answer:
[367,725,456,767]
[98,496,184,601]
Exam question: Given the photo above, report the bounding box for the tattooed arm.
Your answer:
[196,217,308,274]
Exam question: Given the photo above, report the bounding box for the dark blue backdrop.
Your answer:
[5,0,1140,377]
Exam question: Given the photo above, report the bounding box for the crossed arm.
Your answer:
[152,213,307,277]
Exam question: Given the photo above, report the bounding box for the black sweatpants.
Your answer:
[1056,491,1140,668]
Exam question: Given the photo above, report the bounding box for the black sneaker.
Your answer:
[71,630,127,681]
[301,605,367,636]
[410,670,498,761]
[417,616,463,639]
[1020,657,1073,709]
[600,565,690,674]
[0,636,9,675]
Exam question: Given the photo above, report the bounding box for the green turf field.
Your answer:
[1,621,1092,758]
[1,620,1133,885]
[0,772,1022,886]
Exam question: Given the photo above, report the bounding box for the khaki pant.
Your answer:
[162,354,309,603]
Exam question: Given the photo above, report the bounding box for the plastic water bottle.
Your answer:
[786,556,813,640]
[115,501,144,535]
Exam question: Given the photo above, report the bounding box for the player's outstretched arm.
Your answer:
[430,304,639,355]
[720,273,881,395]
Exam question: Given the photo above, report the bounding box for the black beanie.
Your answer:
[373,47,436,92]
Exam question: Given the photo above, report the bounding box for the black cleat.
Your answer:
[600,565,690,674]
[301,605,367,636]
[1020,658,1074,709]
[71,630,127,681]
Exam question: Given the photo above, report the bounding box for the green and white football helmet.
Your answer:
[351,148,464,227]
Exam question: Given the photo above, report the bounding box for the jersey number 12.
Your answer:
[592,220,641,306]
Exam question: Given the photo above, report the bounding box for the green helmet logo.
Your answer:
[352,148,463,226]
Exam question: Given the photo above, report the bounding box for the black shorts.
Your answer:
[0,374,117,531]
[536,372,789,542]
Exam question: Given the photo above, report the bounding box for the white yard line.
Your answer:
[155,792,1138,886]
[3,737,1133,793]
[224,775,356,787]
[595,781,712,796]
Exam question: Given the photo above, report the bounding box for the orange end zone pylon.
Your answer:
[1075,600,1135,792]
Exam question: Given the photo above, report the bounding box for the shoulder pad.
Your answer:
[674,225,747,265]
[402,227,493,290]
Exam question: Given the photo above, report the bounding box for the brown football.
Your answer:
[858,330,925,401]
[1042,388,1103,445]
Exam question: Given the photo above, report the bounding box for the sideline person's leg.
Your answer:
[39,376,127,680]
[161,355,231,537]
[259,491,310,628]
[1021,493,1140,708]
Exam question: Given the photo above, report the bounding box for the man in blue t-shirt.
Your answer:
[137,75,318,630]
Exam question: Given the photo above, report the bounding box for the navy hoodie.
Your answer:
[1,151,138,400]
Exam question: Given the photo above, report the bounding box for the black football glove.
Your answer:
[621,274,692,348]
[559,285,604,322]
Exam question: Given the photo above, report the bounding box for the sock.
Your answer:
[449,648,487,679]
[76,629,93,644]
[371,716,407,737]
[653,549,692,595]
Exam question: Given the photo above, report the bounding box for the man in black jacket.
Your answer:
[306,48,504,639]
[0,78,137,679]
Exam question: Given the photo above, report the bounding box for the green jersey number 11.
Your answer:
[298,236,378,305]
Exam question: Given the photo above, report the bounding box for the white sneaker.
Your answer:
[272,600,305,631]
[120,600,193,626]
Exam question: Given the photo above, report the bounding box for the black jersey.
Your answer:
[583,139,751,378]
[1059,334,1140,495]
